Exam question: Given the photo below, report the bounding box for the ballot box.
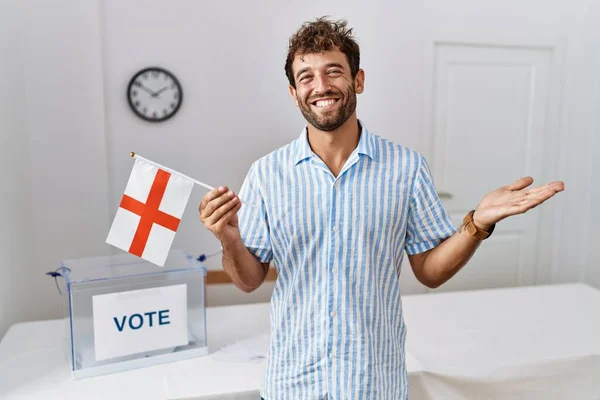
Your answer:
[58,249,208,379]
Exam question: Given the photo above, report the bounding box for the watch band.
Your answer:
[463,210,495,240]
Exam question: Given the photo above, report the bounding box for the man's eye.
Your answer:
[299,75,312,82]
[328,70,342,75]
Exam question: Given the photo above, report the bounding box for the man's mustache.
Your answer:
[307,90,342,103]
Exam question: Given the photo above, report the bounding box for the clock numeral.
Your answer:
[143,107,148,114]
[152,111,158,118]
[143,73,148,80]
[170,83,176,89]
[173,92,179,99]
[134,81,142,87]
[132,90,137,96]
[170,103,176,109]
[134,100,141,107]
[152,71,159,78]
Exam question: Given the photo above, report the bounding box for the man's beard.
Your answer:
[298,86,357,132]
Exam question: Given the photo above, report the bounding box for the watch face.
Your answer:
[127,67,182,122]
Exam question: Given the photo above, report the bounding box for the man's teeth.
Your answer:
[314,99,336,107]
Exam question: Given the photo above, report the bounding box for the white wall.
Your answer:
[1,0,598,336]
[0,0,33,339]
[20,0,111,292]
[581,0,600,289]
[100,0,592,293]
[0,0,111,338]
[548,0,598,286]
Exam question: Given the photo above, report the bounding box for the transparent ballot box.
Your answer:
[58,249,208,379]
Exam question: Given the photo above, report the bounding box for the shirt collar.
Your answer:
[293,119,376,165]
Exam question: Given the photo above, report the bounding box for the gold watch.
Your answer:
[463,210,495,240]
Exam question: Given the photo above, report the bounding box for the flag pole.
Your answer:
[130,152,215,191]
[130,152,255,208]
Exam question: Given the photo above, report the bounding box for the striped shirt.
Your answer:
[237,120,456,399]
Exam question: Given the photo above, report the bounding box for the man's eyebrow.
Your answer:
[325,63,345,69]
[296,67,310,80]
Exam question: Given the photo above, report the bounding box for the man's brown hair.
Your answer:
[285,16,360,88]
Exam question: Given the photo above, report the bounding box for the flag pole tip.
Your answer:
[130,152,135,157]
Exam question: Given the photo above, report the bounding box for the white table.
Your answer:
[0,303,270,399]
[2,283,600,399]
[402,283,600,399]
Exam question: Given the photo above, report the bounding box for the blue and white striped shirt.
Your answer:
[238,120,456,399]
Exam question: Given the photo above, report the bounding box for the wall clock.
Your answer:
[127,67,183,122]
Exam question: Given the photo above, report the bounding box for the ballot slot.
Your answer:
[58,249,208,379]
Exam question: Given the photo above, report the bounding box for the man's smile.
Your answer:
[310,97,340,111]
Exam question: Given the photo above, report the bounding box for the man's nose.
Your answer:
[313,74,330,94]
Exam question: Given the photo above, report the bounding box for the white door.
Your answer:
[415,41,559,293]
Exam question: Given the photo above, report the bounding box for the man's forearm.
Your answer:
[409,176,565,288]
[221,238,268,293]
[417,225,484,288]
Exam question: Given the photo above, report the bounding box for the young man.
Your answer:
[199,17,564,400]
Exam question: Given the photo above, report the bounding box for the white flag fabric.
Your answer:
[106,158,194,267]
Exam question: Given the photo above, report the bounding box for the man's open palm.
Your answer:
[473,177,565,229]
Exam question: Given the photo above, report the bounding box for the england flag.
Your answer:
[106,157,194,266]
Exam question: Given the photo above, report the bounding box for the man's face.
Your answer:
[289,49,364,132]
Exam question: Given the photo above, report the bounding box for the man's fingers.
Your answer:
[510,188,558,215]
[199,186,228,213]
[201,190,236,220]
[505,176,534,191]
[548,181,565,192]
[523,184,551,197]
[495,179,564,219]
[213,201,242,231]
[535,187,561,203]
[204,196,240,227]
[523,181,565,198]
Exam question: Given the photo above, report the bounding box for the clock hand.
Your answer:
[137,84,155,96]
[151,87,168,97]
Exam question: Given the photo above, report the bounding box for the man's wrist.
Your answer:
[473,211,493,232]
[221,234,248,257]
[221,238,240,253]
[462,209,496,241]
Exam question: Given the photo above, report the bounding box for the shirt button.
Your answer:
[330,351,335,358]
[330,311,336,317]
[333,226,337,232]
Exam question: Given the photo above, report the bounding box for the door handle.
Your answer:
[437,192,453,199]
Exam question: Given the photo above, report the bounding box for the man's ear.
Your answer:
[288,84,299,106]
[354,69,365,94]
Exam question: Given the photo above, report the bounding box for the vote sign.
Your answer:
[92,284,189,361]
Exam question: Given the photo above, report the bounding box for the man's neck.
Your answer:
[307,115,361,177]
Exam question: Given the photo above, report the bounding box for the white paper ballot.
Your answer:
[212,332,270,363]
[92,284,189,361]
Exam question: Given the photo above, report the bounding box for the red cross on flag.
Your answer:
[106,157,194,266]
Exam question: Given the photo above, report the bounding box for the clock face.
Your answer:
[127,67,182,122]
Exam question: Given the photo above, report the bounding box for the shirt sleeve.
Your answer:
[404,155,457,255]
[237,163,273,263]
